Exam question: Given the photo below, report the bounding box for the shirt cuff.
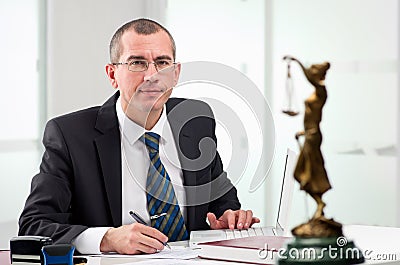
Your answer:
[72,227,111,254]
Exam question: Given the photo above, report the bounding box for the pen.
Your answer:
[129,210,171,250]
[150,213,167,220]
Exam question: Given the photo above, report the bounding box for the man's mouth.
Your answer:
[138,89,164,96]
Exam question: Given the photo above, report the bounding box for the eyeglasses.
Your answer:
[112,59,177,72]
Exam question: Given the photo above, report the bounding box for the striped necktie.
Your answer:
[142,132,189,241]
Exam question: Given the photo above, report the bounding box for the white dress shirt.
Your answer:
[72,98,186,254]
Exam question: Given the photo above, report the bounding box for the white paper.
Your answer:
[119,259,220,265]
[139,247,199,259]
[94,246,199,260]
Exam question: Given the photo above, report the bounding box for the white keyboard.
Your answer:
[224,227,275,239]
[190,226,276,245]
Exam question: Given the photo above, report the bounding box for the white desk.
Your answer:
[343,225,400,264]
[83,225,400,265]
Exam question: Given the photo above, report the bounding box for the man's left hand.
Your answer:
[207,209,260,230]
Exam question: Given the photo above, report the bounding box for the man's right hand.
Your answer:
[99,223,168,254]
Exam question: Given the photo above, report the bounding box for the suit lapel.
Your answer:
[166,98,198,186]
[166,98,199,231]
[94,92,122,226]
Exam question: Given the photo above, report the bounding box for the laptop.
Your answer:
[189,148,297,246]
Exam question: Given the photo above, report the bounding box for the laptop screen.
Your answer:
[276,148,297,232]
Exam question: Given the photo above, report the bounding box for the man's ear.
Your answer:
[172,63,181,87]
[105,64,118,88]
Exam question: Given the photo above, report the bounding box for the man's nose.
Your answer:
[144,63,159,81]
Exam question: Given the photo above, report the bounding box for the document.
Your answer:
[95,246,199,260]
[139,247,199,260]
[121,259,222,265]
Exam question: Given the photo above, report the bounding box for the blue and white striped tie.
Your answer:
[142,132,189,241]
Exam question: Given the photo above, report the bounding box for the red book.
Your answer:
[198,236,291,264]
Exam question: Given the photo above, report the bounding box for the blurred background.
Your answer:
[0,0,398,249]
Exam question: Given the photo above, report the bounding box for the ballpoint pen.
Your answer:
[129,210,171,250]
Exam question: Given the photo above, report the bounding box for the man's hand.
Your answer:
[207,209,261,230]
[100,223,168,254]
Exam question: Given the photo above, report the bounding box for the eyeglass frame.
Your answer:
[111,59,178,73]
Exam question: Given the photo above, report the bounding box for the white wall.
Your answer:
[0,0,41,249]
[46,0,167,118]
[270,0,399,228]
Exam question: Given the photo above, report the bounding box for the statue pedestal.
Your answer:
[279,217,364,264]
[278,237,364,265]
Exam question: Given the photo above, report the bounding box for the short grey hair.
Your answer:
[109,18,176,63]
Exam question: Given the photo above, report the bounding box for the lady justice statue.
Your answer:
[282,55,341,237]
[279,56,364,265]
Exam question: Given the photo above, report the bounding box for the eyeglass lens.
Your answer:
[128,60,174,72]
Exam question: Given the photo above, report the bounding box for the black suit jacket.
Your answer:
[19,92,240,243]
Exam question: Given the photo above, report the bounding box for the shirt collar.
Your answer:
[116,97,168,145]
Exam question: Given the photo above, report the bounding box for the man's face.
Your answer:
[106,29,180,116]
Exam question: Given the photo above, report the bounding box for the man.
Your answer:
[19,18,259,254]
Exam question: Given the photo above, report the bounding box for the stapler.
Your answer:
[10,236,52,264]
[41,244,75,265]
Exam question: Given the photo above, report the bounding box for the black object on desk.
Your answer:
[42,244,74,265]
[9,236,86,265]
[10,236,53,264]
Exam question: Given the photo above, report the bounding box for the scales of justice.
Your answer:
[278,56,364,264]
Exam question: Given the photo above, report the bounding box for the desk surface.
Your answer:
[2,225,400,265]
[343,225,400,265]
[85,225,400,265]
[0,251,10,265]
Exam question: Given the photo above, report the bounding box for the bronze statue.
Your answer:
[278,56,364,265]
[283,56,341,237]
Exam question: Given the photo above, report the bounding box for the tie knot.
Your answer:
[143,132,160,152]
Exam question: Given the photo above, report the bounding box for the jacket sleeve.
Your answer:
[172,98,242,227]
[206,107,241,218]
[18,119,87,243]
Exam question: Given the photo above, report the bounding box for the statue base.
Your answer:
[278,237,364,265]
[292,216,343,237]
[278,217,364,264]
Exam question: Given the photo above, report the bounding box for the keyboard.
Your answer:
[189,226,276,246]
[224,227,275,239]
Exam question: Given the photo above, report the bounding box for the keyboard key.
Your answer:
[233,230,241,238]
[262,227,275,236]
[248,228,256,236]
[225,230,234,239]
[241,230,250,237]
[254,227,264,236]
